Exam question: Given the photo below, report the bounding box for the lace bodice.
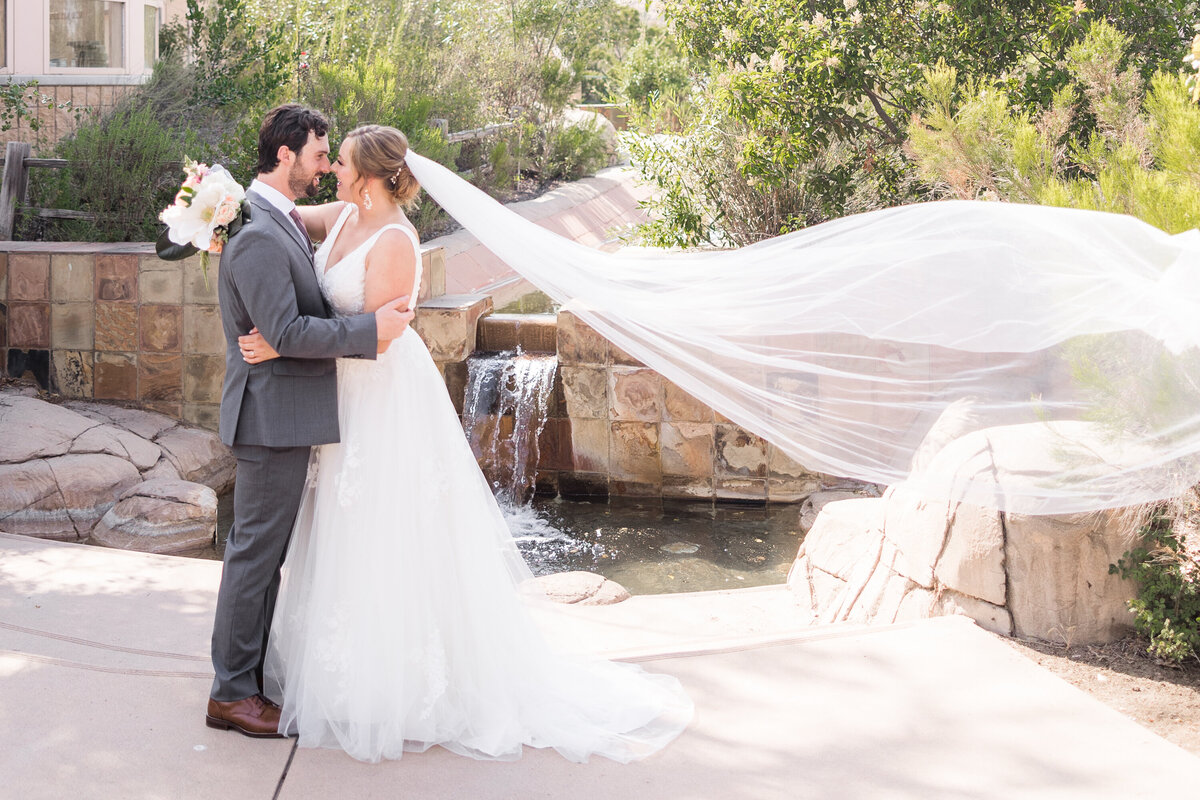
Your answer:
[314,204,423,317]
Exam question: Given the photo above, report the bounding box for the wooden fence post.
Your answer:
[0,141,31,240]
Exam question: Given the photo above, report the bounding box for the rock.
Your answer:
[788,422,1147,644]
[91,479,217,555]
[70,424,163,471]
[0,454,141,539]
[64,400,178,440]
[562,108,618,158]
[526,571,631,605]
[155,427,236,494]
[141,456,182,483]
[799,490,871,533]
[0,394,97,463]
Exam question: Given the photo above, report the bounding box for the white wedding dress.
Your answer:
[263,204,692,764]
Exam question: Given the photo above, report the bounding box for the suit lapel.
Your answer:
[246,191,314,263]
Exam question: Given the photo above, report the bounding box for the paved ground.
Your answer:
[2,532,1198,799]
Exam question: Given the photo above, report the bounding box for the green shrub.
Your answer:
[27,107,200,242]
[1112,515,1200,665]
[908,21,1200,233]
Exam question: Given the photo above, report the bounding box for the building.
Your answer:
[1,1,186,147]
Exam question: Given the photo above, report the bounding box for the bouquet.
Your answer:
[156,159,249,286]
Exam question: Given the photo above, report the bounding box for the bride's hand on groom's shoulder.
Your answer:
[239,327,279,364]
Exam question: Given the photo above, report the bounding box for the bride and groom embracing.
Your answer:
[203,104,692,763]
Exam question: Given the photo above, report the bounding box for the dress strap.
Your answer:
[363,224,423,303]
[326,203,355,244]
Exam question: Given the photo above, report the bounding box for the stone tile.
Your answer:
[533,469,559,497]
[95,302,138,351]
[94,352,138,400]
[442,360,468,415]
[7,348,51,389]
[0,253,7,298]
[569,417,609,472]
[139,353,183,402]
[660,421,715,478]
[95,254,138,302]
[183,355,224,403]
[662,475,715,500]
[418,246,445,304]
[769,476,825,503]
[140,305,183,352]
[560,365,608,419]
[411,293,493,361]
[663,381,715,423]
[768,443,821,481]
[609,479,663,497]
[183,253,220,304]
[144,400,183,419]
[557,471,609,499]
[715,424,768,478]
[8,254,50,301]
[555,310,608,364]
[183,305,224,354]
[536,417,573,471]
[183,403,221,431]
[9,303,50,347]
[51,350,93,398]
[609,366,662,422]
[609,420,661,482]
[139,256,184,304]
[609,341,645,367]
[50,254,94,301]
[715,477,768,503]
[50,302,94,350]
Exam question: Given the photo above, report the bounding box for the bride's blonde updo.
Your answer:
[343,124,421,209]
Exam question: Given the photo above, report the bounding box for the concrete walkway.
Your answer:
[2,532,1198,799]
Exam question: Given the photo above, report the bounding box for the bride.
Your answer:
[238,124,692,764]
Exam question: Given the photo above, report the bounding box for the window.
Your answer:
[49,0,126,69]
[144,4,160,67]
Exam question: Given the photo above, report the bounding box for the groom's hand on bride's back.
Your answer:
[375,296,414,341]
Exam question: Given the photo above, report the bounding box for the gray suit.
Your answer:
[211,189,377,702]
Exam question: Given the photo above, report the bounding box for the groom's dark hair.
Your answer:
[255,104,330,175]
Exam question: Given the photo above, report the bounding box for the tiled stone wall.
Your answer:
[554,311,824,502]
[415,297,825,503]
[2,242,446,432]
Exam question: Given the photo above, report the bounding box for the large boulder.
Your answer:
[789,423,1146,644]
[0,453,142,540]
[91,479,217,555]
[0,390,234,540]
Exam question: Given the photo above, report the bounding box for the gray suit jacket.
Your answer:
[217,190,378,447]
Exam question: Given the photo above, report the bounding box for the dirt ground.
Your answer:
[1002,635,1200,756]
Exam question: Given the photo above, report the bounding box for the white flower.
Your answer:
[160,165,245,252]
[812,12,828,29]
[844,0,858,8]
[769,51,787,72]
[850,10,863,25]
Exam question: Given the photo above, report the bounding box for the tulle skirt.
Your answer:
[263,330,693,763]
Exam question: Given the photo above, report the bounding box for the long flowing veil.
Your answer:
[405,151,1200,515]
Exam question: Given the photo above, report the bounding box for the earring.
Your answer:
[363,188,373,211]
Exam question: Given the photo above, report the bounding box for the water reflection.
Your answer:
[210,494,802,595]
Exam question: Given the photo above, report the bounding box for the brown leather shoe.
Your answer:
[206,695,285,739]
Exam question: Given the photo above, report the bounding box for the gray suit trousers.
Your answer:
[209,443,311,701]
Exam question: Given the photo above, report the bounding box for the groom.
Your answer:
[206,104,414,737]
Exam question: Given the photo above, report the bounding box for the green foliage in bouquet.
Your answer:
[907,20,1200,233]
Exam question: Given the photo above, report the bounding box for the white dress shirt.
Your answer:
[249,179,306,239]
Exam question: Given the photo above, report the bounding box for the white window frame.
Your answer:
[45,0,129,76]
[141,0,163,73]
[0,0,12,74]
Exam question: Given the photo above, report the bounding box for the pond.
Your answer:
[208,494,803,595]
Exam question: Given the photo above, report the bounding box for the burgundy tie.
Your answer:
[288,208,313,251]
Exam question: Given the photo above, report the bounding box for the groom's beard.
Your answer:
[288,166,321,199]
